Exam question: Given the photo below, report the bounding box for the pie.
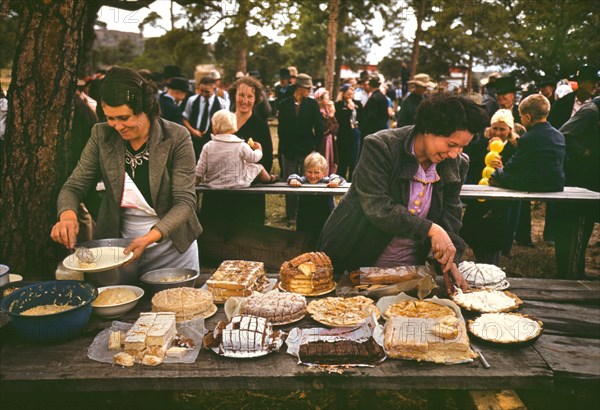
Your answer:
[383,300,456,320]
[152,287,216,322]
[468,313,543,344]
[451,289,522,313]
[307,295,380,327]
[458,261,508,289]
[279,252,335,295]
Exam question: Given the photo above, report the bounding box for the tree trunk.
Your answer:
[410,0,427,78]
[324,0,339,96]
[233,0,250,74]
[0,0,98,278]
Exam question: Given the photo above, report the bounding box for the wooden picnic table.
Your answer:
[1,276,598,396]
[196,182,600,202]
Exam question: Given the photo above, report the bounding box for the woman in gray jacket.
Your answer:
[51,67,202,274]
[318,95,488,291]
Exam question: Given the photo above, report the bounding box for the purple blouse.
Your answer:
[375,143,440,267]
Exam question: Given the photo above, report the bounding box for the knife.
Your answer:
[472,346,490,369]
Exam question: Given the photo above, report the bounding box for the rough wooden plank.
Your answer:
[533,334,600,381]
[196,182,349,196]
[469,390,527,410]
[520,300,600,338]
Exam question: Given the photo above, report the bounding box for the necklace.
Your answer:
[125,144,149,178]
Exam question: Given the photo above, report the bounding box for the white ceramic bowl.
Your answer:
[92,285,144,318]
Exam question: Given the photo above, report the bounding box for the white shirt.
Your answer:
[183,94,228,131]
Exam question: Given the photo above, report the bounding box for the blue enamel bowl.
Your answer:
[0,280,97,343]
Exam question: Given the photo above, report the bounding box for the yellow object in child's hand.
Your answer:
[482,166,495,179]
[248,138,255,148]
[489,139,504,153]
[484,151,500,167]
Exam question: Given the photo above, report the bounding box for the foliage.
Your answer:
[92,38,142,68]
[0,10,18,69]
[127,29,212,77]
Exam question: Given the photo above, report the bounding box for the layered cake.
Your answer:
[238,291,307,325]
[451,289,522,313]
[206,315,280,355]
[120,312,177,366]
[152,287,216,322]
[279,252,335,295]
[206,260,270,303]
[458,261,509,290]
[384,315,476,363]
[383,300,456,320]
[307,295,380,327]
[298,337,385,365]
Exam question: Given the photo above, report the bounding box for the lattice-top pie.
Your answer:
[307,295,380,327]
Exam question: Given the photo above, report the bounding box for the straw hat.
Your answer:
[408,73,436,88]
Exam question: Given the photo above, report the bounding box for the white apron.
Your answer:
[120,173,199,275]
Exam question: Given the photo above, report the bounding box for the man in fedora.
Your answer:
[277,73,324,221]
[486,76,521,124]
[538,76,556,106]
[549,65,599,129]
[397,73,434,127]
[159,77,189,125]
[361,75,389,137]
[274,68,295,117]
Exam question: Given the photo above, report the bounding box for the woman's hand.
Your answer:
[428,223,456,273]
[50,210,79,249]
[123,229,162,264]
[442,263,469,295]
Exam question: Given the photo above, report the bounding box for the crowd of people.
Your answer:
[49,62,599,281]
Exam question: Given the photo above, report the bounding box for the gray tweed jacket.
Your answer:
[57,118,202,253]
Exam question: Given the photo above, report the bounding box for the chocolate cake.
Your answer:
[279,252,335,295]
[298,337,385,365]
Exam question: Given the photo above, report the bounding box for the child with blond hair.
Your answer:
[287,152,345,242]
[196,109,276,188]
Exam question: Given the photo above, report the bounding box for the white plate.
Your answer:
[92,285,144,318]
[62,247,134,273]
[211,347,271,358]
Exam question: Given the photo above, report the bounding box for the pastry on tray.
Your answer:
[279,252,335,296]
[307,295,380,327]
[206,260,270,303]
[383,300,456,320]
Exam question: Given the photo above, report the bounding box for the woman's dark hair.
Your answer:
[228,76,263,107]
[100,66,159,120]
[414,94,489,136]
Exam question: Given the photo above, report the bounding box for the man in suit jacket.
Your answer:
[158,77,189,125]
[182,76,227,161]
[548,65,599,129]
[277,73,324,220]
[360,76,389,138]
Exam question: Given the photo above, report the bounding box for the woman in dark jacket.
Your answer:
[335,84,363,181]
[318,95,489,291]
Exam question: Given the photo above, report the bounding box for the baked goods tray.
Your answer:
[88,318,206,365]
[201,278,277,304]
[285,313,386,367]
[468,312,544,348]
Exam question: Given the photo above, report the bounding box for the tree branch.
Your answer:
[100,0,155,11]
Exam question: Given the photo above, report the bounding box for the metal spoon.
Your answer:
[74,246,96,263]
